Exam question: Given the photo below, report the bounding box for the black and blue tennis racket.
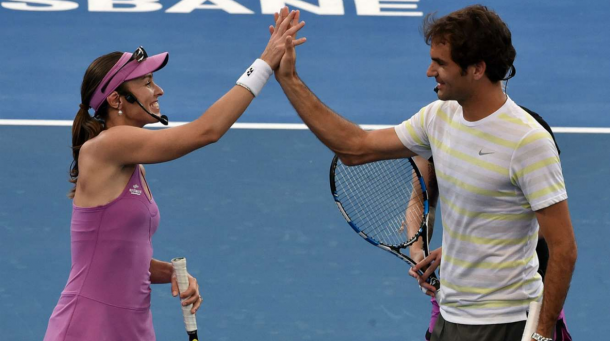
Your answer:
[329,155,440,290]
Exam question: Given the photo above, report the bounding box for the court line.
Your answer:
[1,119,609,134]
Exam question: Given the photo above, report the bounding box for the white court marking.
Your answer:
[1,119,609,134]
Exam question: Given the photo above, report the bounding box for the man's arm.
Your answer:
[533,200,577,339]
[275,36,414,165]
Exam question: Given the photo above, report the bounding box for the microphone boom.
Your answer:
[125,93,169,125]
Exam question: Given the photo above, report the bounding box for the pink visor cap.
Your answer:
[89,51,169,113]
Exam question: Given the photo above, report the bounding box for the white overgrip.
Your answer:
[171,257,198,333]
[521,300,542,341]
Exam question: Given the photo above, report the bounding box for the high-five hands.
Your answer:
[260,7,307,70]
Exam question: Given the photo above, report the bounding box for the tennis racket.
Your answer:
[521,300,542,341]
[329,155,440,290]
[171,257,199,341]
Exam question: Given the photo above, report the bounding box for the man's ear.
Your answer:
[471,60,487,81]
[106,91,121,110]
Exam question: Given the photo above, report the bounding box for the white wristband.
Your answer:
[236,59,273,97]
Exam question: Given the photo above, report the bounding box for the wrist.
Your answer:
[259,55,273,69]
[150,259,174,284]
[277,72,301,87]
[236,59,273,97]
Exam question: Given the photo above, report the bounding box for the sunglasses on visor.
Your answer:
[100,46,148,93]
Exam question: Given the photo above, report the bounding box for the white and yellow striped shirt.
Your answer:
[395,97,567,325]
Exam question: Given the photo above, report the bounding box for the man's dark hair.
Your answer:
[422,5,516,83]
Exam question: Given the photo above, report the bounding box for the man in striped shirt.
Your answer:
[274,4,577,341]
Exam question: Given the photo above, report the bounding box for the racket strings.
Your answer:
[405,180,425,242]
[373,161,423,245]
[339,162,406,245]
[334,158,427,247]
[357,162,405,245]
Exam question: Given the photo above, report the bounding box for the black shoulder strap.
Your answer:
[519,105,561,155]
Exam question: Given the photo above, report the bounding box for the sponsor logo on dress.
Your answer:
[130,184,142,196]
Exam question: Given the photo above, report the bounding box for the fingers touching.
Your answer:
[261,7,306,70]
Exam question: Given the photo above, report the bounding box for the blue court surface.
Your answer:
[1,0,609,340]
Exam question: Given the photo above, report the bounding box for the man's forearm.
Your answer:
[535,246,577,337]
[278,75,367,157]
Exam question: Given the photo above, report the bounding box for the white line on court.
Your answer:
[1,119,609,134]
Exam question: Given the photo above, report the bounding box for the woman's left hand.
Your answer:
[171,273,202,314]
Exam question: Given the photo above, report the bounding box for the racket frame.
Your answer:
[329,155,440,289]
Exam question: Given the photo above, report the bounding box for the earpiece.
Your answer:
[125,93,136,104]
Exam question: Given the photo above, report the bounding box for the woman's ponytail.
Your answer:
[68,52,122,198]
[68,104,105,198]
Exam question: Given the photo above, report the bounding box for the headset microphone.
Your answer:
[124,93,169,126]
[434,86,439,93]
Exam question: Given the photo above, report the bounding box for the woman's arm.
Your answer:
[95,8,306,166]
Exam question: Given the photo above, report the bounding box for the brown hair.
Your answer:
[69,52,127,198]
[422,5,516,82]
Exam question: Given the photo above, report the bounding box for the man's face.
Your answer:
[426,41,473,102]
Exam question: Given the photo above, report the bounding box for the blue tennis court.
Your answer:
[1,1,609,340]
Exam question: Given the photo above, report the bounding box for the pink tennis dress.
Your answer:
[44,166,160,341]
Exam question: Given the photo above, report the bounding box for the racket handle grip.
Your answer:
[187,330,199,341]
[428,275,440,290]
[415,267,440,290]
[172,257,191,298]
[521,301,542,341]
[171,257,198,334]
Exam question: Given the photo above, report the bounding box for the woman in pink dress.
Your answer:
[44,8,306,341]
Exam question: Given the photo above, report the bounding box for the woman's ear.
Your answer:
[106,91,121,110]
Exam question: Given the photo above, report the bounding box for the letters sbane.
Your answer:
[2,0,423,16]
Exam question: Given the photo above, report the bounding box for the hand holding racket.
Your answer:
[410,246,441,296]
[329,155,440,293]
[171,257,201,341]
